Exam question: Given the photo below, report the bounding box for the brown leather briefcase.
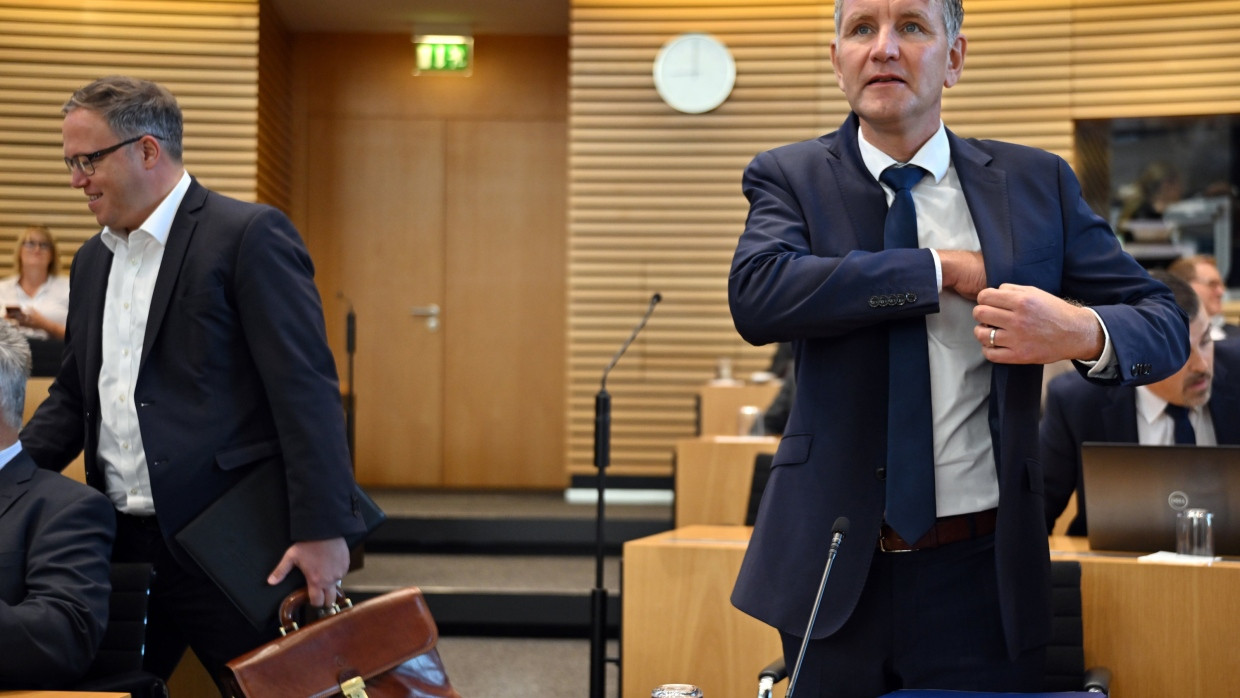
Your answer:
[223,586,461,698]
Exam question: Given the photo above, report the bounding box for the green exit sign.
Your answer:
[414,35,473,76]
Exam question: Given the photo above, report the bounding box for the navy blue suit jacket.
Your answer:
[728,114,1188,657]
[1042,339,1240,535]
[20,178,365,552]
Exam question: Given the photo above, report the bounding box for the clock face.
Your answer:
[653,33,736,114]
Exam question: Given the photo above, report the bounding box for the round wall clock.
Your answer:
[652,32,736,114]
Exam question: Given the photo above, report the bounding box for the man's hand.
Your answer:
[268,537,350,608]
[973,283,1104,364]
[938,250,987,300]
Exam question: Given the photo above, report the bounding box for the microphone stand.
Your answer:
[786,516,850,698]
[590,292,662,698]
[337,292,357,466]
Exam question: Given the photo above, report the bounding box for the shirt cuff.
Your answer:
[929,249,943,291]
[1077,307,1117,379]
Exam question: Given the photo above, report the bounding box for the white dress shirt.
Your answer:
[858,123,1116,517]
[1135,387,1218,446]
[97,170,191,514]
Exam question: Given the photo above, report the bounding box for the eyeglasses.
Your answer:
[63,134,148,176]
[21,240,52,252]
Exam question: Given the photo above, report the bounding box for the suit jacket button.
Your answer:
[905,292,917,303]
[870,296,879,308]
[876,466,886,480]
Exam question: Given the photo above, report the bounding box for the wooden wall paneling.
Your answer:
[0,0,258,277]
[568,1,836,478]
[442,119,568,488]
[257,0,293,212]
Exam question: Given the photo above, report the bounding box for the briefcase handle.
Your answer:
[277,587,353,635]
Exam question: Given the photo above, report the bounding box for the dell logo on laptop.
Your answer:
[1168,491,1190,510]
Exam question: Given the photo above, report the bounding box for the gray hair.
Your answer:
[835,0,964,43]
[0,323,31,430]
[62,75,184,162]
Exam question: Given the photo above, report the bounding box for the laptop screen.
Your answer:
[1080,443,1240,555]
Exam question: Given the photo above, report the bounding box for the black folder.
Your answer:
[174,457,386,630]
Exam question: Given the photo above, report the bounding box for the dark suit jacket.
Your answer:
[728,113,1188,658]
[1042,339,1240,535]
[0,450,115,689]
[20,178,366,553]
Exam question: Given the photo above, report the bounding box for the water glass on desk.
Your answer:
[1176,508,1214,557]
[653,684,703,697]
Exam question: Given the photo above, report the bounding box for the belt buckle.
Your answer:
[878,532,913,553]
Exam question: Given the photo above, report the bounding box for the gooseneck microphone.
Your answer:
[590,292,662,698]
[786,516,850,698]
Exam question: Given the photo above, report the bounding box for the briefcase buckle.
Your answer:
[340,675,369,698]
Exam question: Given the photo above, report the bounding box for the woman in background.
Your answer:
[0,225,68,340]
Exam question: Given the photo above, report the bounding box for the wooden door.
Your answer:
[306,118,447,486]
[442,120,566,488]
[304,117,566,488]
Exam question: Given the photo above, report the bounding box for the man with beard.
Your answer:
[1042,270,1240,535]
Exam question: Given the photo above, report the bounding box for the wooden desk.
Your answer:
[23,377,85,484]
[695,383,782,436]
[624,526,1240,698]
[674,436,777,527]
[623,526,783,698]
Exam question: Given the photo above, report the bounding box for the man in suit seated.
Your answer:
[0,321,115,689]
[1042,271,1240,535]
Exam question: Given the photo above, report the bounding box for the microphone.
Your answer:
[600,292,662,391]
[336,292,356,354]
[786,516,850,698]
[594,292,661,471]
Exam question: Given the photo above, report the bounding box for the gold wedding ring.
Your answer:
[989,328,997,347]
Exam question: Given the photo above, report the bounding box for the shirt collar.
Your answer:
[857,121,951,186]
[1135,385,1199,425]
[101,170,192,252]
[0,440,23,472]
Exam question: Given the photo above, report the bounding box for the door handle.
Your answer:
[410,303,440,332]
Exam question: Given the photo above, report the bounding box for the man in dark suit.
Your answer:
[0,322,115,689]
[21,76,366,687]
[1043,271,1240,535]
[728,1,1188,695]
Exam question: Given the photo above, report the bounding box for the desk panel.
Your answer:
[696,383,781,437]
[674,436,777,528]
[624,527,1240,698]
[623,527,782,698]
[0,692,129,697]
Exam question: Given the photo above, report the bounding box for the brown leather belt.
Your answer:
[879,508,998,552]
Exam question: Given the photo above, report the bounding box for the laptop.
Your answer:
[1080,443,1240,555]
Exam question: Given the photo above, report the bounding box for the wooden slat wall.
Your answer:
[569,0,834,477]
[0,0,259,276]
[257,0,292,211]
[567,0,1240,478]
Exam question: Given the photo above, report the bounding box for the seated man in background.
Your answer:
[1168,254,1238,342]
[1042,271,1240,535]
[0,321,115,689]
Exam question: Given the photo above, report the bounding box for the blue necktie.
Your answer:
[880,165,936,545]
[1164,404,1197,445]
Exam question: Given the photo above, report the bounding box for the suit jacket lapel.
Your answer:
[141,178,204,373]
[825,113,889,253]
[1210,359,1240,443]
[947,130,1013,287]
[78,240,113,410]
[0,454,34,520]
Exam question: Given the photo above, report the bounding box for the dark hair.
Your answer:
[1149,269,1201,319]
[1166,254,1218,284]
[62,76,183,161]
